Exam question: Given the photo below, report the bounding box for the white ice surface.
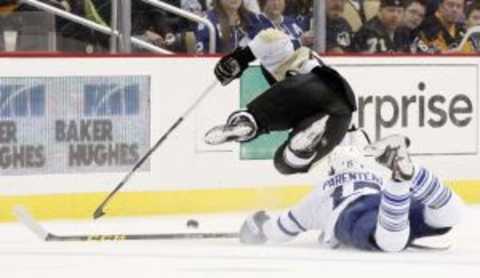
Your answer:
[1,206,479,278]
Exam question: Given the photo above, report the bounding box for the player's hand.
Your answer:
[239,210,270,245]
[214,54,243,86]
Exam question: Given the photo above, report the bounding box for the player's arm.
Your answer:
[239,210,309,245]
[214,28,293,86]
[239,189,322,245]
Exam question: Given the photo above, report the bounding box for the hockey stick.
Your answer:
[14,206,239,242]
[93,80,219,220]
[409,243,451,251]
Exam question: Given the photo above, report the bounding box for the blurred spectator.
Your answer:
[426,0,441,16]
[466,2,480,50]
[327,0,354,52]
[402,0,426,29]
[182,0,207,17]
[0,0,18,14]
[257,0,305,48]
[243,0,260,13]
[284,0,312,32]
[132,1,169,51]
[342,0,381,32]
[0,0,19,51]
[195,0,262,53]
[132,0,206,52]
[56,0,110,53]
[414,0,474,53]
[396,0,426,52]
[352,0,408,53]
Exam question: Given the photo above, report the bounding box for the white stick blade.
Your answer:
[13,205,49,241]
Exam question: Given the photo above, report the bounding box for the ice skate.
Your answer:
[391,146,414,182]
[289,117,328,155]
[204,122,255,145]
[365,134,413,180]
[204,111,257,145]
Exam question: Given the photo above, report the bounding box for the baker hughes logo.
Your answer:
[356,82,474,141]
[0,84,45,117]
[56,81,142,167]
[0,84,46,169]
[84,83,139,116]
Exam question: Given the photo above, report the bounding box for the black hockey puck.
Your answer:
[186,219,199,229]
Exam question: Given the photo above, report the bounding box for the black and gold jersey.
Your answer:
[352,17,409,53]
[414,13,474,53]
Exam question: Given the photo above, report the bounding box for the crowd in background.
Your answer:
[1,0,480,53]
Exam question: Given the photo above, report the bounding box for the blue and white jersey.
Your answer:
[295,14,312,32]
[195,10,263,53]
[258,14,305,49]
[281,170,384,246]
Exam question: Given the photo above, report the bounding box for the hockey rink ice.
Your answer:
[1,206,479,278]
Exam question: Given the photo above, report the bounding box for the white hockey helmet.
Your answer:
[328,145,366,175]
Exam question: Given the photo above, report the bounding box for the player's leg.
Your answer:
[204,75,315,145]
[205,72,352,146]
[407,166,464,241]
[204,110,259,144]
[365,135,463,244]
[335,145,414,252]
[274,112,352,174]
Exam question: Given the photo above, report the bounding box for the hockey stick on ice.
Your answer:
[93,80,219,220]
[14,206,239,242]
[409,242,451,251]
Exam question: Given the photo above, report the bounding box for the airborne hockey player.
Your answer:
[205,28,356,175]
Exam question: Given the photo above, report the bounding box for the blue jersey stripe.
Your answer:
[288,211,307,232]
[277,218,299,237]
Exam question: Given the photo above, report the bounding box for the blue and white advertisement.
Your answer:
[0,76,151,175]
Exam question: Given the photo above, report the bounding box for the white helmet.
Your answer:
[328,146,366,175]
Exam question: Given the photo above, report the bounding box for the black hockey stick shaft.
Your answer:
[93,80,219,219]
[46,232,239,242]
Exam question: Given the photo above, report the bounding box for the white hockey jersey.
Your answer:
[301,170,383,245]
[263,168,385,247]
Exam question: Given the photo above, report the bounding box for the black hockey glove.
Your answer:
[239,210,270,245]
[214,47,255,86]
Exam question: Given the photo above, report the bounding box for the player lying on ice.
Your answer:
[239,134,464,252]
[204,28,356,175]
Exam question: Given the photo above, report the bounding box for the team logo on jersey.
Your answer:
[0,84,45,118]
[337,32,351,47]
[83,83,140,116]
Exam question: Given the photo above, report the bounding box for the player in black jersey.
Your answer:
[352,0,409,53]
[204,29,357,175]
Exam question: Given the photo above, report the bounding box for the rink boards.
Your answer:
[0,55,479,221]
